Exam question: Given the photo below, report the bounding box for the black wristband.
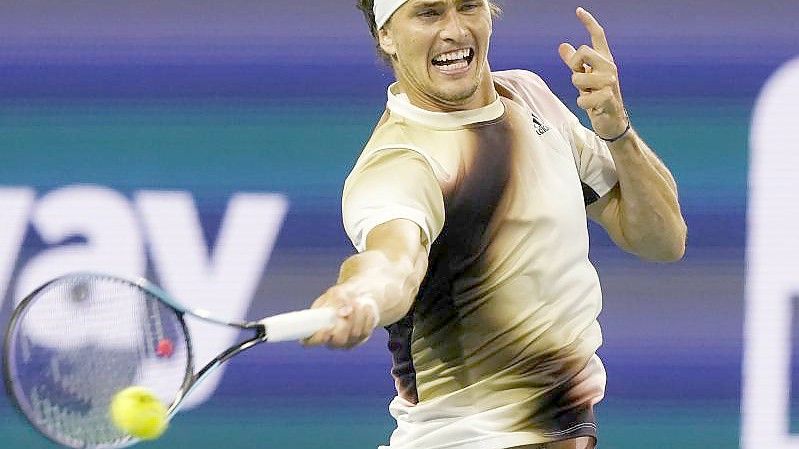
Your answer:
[596,113,632,143]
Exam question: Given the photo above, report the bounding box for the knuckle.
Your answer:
[352,335,366,346]
[351,335,368,348]
[330,334,347,347]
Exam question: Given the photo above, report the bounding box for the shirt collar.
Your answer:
[386,83,505,129]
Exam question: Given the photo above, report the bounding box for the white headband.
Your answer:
[374,0,410,29]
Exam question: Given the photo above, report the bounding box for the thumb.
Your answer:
[558,43,577,68]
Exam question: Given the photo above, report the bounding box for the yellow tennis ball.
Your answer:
[109,386,169,440]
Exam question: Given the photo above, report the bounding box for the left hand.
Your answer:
[558,7,627,140]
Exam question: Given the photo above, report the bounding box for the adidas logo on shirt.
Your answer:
[531,113,551,136]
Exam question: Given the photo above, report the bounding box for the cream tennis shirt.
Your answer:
[343,70,617,449]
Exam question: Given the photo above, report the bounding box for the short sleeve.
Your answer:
[561,118,619,202]
[492,69,618,203]
[342,149,445,253]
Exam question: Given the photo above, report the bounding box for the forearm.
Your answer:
[607,130,687,261]
[337,247,427,326]
[557,8,687,260]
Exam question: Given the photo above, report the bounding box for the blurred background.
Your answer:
[1,1,797,448]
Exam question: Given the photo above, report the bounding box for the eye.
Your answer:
[418,8,440,17]
[460,1,482,11]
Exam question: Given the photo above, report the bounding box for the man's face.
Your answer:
[379,0,493,110]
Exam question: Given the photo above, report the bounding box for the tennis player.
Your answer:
[304,2,687,448]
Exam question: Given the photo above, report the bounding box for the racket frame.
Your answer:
[2,272,273,448]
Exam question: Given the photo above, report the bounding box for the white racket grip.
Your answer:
[260,297,380,342]
[261,308,337,342]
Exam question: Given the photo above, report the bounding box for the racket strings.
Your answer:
[5,275,191,448]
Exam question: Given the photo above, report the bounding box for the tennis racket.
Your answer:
[2,272,375,448]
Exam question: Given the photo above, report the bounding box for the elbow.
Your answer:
[665,218,688,262]
[641,219,687,263]
[655,239,686,262]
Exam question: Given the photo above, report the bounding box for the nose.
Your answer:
[439,9,469,42]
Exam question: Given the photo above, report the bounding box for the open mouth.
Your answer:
[431,48,475,73]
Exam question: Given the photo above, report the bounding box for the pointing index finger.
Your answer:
[576,7,612,59]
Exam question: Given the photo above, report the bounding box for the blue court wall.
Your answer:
[0,1,796,448]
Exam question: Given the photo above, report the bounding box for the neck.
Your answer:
[396,65,497,113]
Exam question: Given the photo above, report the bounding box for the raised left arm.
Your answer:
[559,7,686,262]
[586,135,687,262]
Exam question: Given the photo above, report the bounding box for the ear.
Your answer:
[378,26,397,57]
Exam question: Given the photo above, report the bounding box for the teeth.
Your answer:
[434,48,471,63]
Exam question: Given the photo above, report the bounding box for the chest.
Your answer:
[429,111,586,231]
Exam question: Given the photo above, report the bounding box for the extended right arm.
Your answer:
[303,218,428,348]
[303,147,443,348]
